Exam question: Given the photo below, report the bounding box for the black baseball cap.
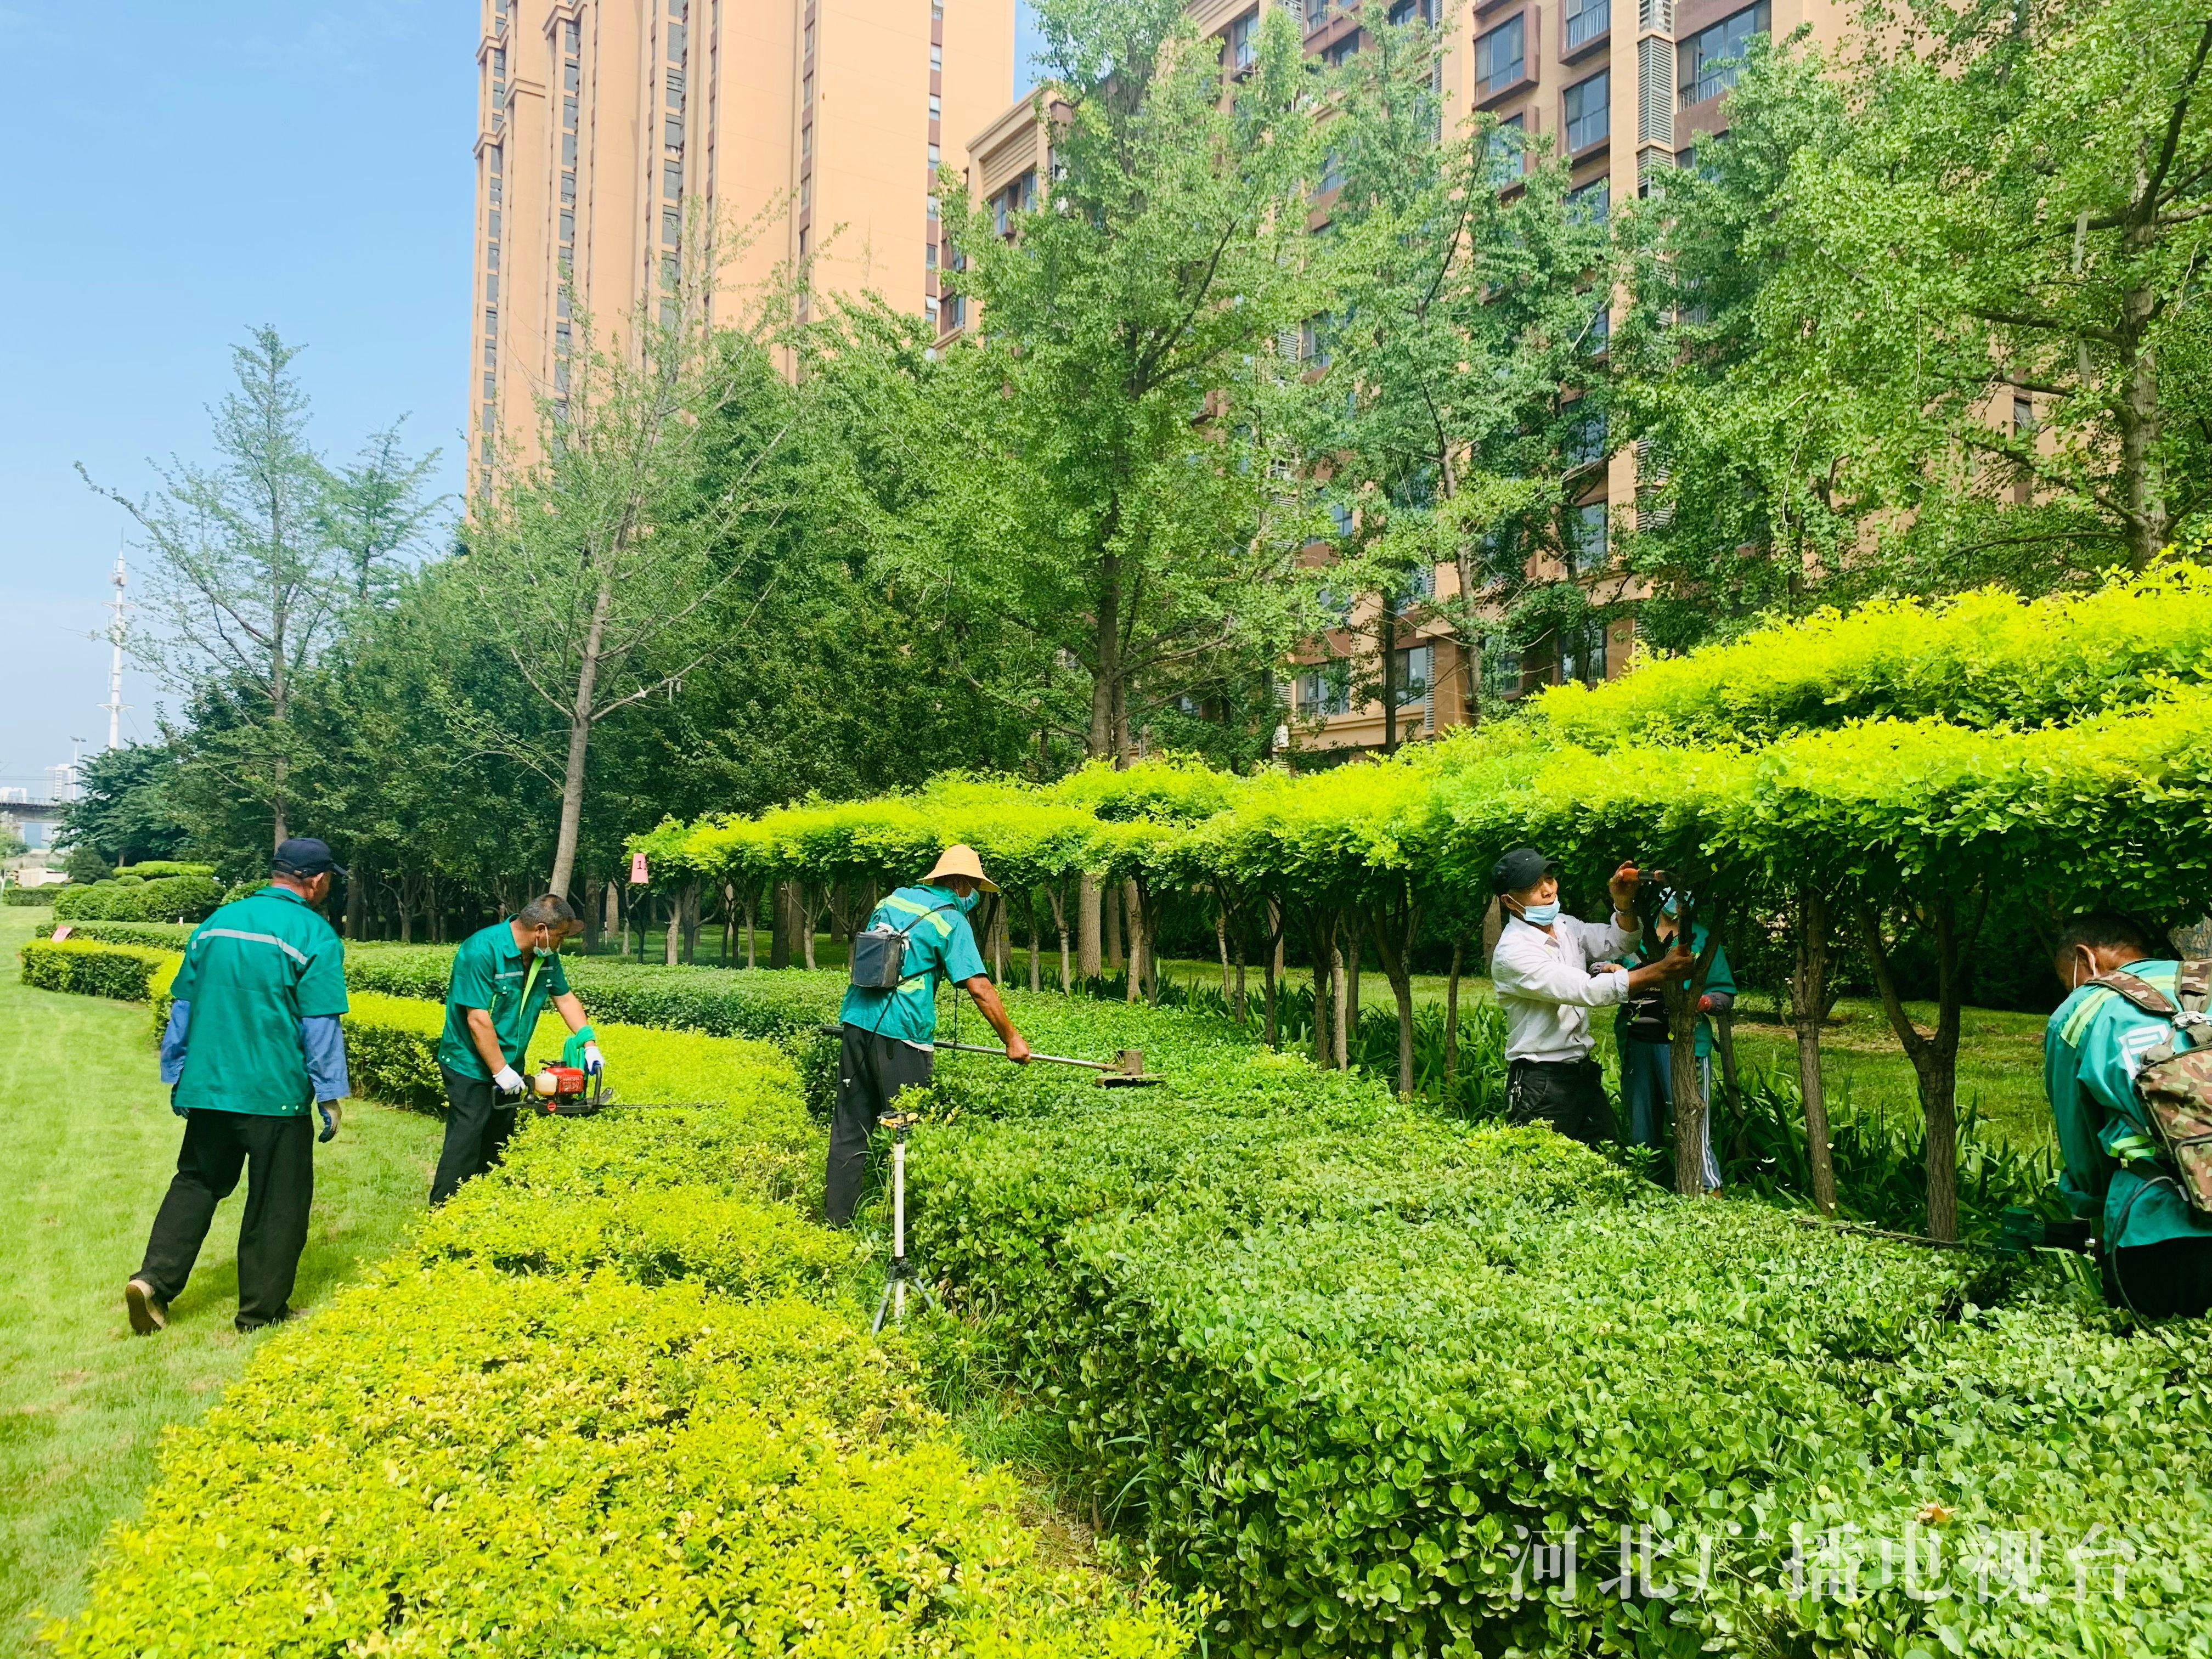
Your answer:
[1491,847,1557,895]
[273,837,348,879]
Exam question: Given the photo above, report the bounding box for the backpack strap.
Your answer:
[2179,958,2212,1016]
[2089,969,2177,1018]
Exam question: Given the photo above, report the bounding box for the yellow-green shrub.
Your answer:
[48,1266,1189,1659]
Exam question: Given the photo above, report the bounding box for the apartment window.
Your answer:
[564,20,578,52]
[563,131,578,165]
[483,373,496,401]
[930,43,941,70]
[1569,176,1610,223]
[803,75,813,108]
[563,95,578,131]
[799,175,811,209]
[1296,661,1352,717]
[665,162,682,199]
[1566,407,1608,465]
[924,296,939,325]
[1328,500,1355,536]
[1565,0,1610,50]
[1319,148,1345,193]
[1306,0,1330,28]
[1485,114,1526,187]
[1561,620,1607,685]
[667,69,684,110]
[1483,634,1524,698]
[1020,170,1037,210]
[1392,645,1434,707]
[925,239,937,268]
[994,191,1011,236]
[801,126,811,161]
[560,208,575,242]
[488,208,501,238]
[927,193,940,221]
[944,292,966,328]
[667,23,685,59]
[1568,500,1609,565]
[1326,33,1361,66]
[665,116,684,150]
[1300,313,1333,366]
[555,360,571,392]
[1564,71,1609,153]
[669,0,685,16]
[556,323,573,354]
[484,307,498,335]
[804,21,814,58]
[1586,303,1611,356]
[560,173,577,205]
[563,61,578,92]
[1680,1,1769,107]
[1474,16,1526,101]
[663,208,680,246]
[1229,9,1259,71]
[489,173,503,206]
[928,142,941,166]
[1387,0,1436,23]
[483,337,496,366]
[556,290,572,318]
[2014,393,2036,433]
[484,269,499,300]
[933,0,944,16]
[661,253,678,289]
[929,93,940,119]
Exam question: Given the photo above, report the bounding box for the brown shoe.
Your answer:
[125,1278,168,1335]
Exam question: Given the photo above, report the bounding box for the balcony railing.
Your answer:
[1680,64,1739,106]
[1565,0,1610,49]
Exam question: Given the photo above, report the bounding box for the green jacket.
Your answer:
[1616,923,1736,1058]
[436,920,573,1080]
[837,884,987,1046]
[168,885,349,1116]
[2045,958,2212,1251]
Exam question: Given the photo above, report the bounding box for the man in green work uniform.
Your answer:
[431,893,601,1204]
[126,838,351,1335]
[2046,909,2212,1318]
[827,845,1030,1227]
[1616,899,1736,1188]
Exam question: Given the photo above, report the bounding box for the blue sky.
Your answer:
[0,2,1046,796]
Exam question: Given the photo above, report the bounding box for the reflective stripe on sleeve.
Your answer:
[194,928,310,966]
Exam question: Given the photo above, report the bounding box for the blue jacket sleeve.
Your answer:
[160,1000,191,1085]
[299,1014,351,1102]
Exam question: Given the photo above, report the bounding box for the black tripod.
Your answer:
[871,1111,941,1331]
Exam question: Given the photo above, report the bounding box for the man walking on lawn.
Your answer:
[431,894,602,1205]
[126,838,352,1336]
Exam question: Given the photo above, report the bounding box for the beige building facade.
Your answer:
[947,0,1841,755]
[471,0,1014,488]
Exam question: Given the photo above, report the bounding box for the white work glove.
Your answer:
[582,1041,605,1076]
[492,1065,526,1097]
[315,1099,343,1144]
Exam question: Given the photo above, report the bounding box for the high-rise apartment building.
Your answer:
[951,0,1841,753]
[471,0,1014,488]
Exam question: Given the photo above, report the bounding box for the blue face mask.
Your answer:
[1517,900,1561,926]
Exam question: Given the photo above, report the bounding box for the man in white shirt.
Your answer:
[1488,847,1691,1145]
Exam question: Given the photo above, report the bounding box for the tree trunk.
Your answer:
[664,891,681,966]
[770,879,798,969]
[798,884,823,971]
[1368,887,1421,1099]
[1047,882,1072,991]
[681,879,701,963]
[1310,910,1333,1068]
[1330,926,1350,1073]
[1029,891,1043,992]
[1660,898,1724,1198]
[1104,879,1124,972]
[1217,904,1233,1003]
[743,888,758,969]
[1858,894,1982,1243]
[1123,879,1146,1003]
[1443,932,1468,1090]
[581,875,603,951]
[1079,872,1103,980]
[721,882,735,964]
[343,861,366,940]
[1790,885,1838,1216]
[1344,911,1364,1030]
[549,580,614,900]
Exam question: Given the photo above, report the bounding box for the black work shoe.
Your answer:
[125,1278,168,1335]
[234,1305,303,1334]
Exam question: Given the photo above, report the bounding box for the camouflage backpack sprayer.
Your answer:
[2087,960,2212,1213]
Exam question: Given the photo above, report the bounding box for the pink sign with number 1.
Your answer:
[629,852,648,884]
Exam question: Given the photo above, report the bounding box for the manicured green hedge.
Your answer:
[33,918,193,947]
[2,885,55,906]
[52,973,1189,1657]
[19,938,177,1002]
[901,997,2212,1658]
[52,871,223,923]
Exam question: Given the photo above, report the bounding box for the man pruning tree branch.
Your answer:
[431,894,602,1205]
[827,845,1030,1227]
[1488,848,1692,1148]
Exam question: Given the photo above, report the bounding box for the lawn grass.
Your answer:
[0,907,445,1655]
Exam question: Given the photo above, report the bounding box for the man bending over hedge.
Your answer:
[2047,910,2212,1319]
[126,838,351,1336]
[1488,848,1691,1148]
[828,845,1030,1227]
[431,893,602,1205]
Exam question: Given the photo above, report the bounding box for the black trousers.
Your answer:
[2104,1235,2212,1320]
[432,1064,518,1205]
[1505,1057,1607,1147]
[826,1023,934,1228]
[138,1108,314,1330]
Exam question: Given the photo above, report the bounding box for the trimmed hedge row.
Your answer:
[901,999,2212,1659]
[19,938,176,1001]
[52,969,1189,1655]
[52,871,222,923]
[2,885,55,906]
[33,918,193,947]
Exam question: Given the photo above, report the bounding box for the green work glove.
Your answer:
[316,1099,343,1143]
